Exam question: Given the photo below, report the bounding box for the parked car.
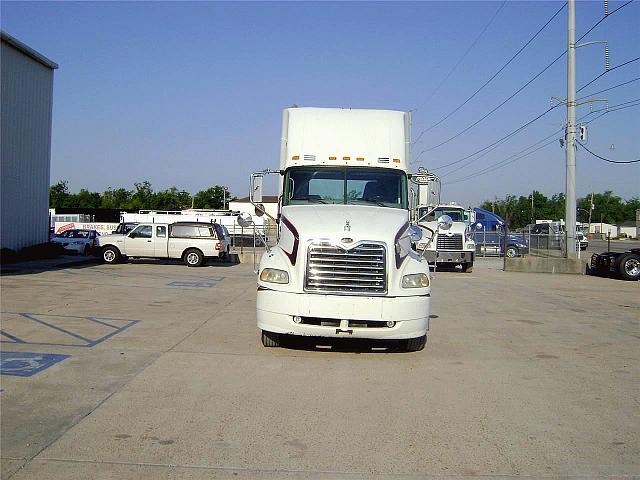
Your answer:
[99,222,227,267]
[50,229,99,255]
[589,248,640,281]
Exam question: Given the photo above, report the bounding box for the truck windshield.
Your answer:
[419,207,467,222]
[283,167,407,209]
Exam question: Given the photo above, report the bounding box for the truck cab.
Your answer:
[415,203,475,272]
[253,108,432,351]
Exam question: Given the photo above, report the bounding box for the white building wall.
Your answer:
[1,35,56,251]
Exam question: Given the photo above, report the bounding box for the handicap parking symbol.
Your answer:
[0,352,70,377]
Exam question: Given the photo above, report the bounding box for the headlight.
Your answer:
[402,273,430,288]
[259,268,289,284]
[466,243,474,249]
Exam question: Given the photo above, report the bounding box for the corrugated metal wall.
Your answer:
[1,41,54,251]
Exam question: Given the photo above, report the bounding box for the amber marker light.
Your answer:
[329,156,337,160]
[292,155,300,160]
[393,158,401,163]
[356,157,365,161]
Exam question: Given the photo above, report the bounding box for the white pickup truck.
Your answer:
[98,222,229,267]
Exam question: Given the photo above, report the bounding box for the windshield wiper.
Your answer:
[359,198,387,207]
[292,195,327,204]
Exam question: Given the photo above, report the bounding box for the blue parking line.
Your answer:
[86,320,139,347]
[0,330,26,343]
[1,312,140,348]
[84,316,119,329]
[19,313,93,343]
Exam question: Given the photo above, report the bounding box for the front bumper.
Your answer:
[257,289,430,339]
[423,250,474,264]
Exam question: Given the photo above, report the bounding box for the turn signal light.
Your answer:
[393,158,401,163]
[292,155,300,160]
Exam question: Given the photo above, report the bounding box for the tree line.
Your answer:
[480,191,639,229]
[49,181,237,211]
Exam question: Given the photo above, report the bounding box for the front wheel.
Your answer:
[404,335,427,352]
[505,246,519,258]
[102,246,120,264]
[618,253,640,281]
[183,248,204,267]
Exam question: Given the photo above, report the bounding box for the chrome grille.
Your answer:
[437,233,463,250]
[305,242,386,294]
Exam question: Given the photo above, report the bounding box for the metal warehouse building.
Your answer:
[1,32,58,251]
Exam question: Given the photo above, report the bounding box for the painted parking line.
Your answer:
[0,313,139,348]
[0,351,70,377]
[168,277,224,288]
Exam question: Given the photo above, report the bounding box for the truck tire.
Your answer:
[505,246,519,258]
[261,330,281,347]
[618,252,640,281]
[102,246,121,264]
[461,263,473,273]
[183,248,204,267]
[404,335,426,352]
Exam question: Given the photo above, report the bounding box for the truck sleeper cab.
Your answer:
[99,221,227,267]
[255,107,431,351]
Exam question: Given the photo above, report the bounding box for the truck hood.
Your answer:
[280,205,409,245]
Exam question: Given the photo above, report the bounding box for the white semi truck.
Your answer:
[412,174,475,272]
[249,107,436,351]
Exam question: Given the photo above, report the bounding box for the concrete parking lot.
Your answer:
[1,256,638,479]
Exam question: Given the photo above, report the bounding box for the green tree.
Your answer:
[129,181,154,210]
[101,187,133,209]
[49,180,70,208]
[193,186,234,209]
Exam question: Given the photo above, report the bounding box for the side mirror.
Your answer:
[408,225,422,242]
[255,203,265,217]
[437,215,453,231]
[237,212,253,227]
[251,175,263,204]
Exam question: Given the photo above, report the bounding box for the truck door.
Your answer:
[154,225,168,257]
[125,224,155,257]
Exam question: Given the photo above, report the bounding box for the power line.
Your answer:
[577,76,640,101]
[575,56,640,94]
[443,100,640,184]
[577,142,640,163]
[412,0,635,160]
[423,73,639,172]
[414,1,507,114]
[412,2,566,145]
[443,139,558,185]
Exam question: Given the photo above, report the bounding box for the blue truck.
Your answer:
[471,208,528,257]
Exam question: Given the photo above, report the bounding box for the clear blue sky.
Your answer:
[2,1,638,206]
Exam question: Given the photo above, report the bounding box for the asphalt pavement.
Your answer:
[1,256,638,479]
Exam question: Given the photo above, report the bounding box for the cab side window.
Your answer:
[156,226,167,238]
[131,225,152,238]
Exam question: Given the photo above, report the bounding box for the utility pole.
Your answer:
[587,191,594,239]
[565,0,578,257]
[531,190,534,224]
